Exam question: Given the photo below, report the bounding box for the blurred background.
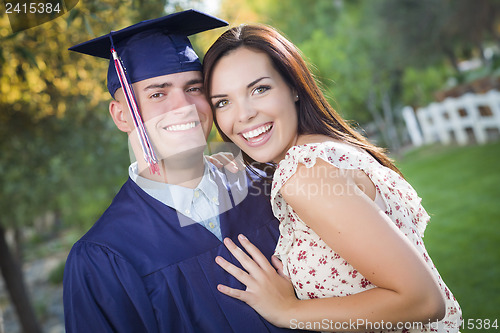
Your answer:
[1,0,499,332]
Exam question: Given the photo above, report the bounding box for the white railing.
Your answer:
[402,90,500,146]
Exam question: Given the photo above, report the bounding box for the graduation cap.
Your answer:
[69,9,227,96]
[69,9,228,175]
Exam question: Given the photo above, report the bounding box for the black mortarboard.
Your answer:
[69,9,228,96]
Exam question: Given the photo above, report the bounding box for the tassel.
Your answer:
[109,33,159,175]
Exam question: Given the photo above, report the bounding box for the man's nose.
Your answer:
[168,89,191,110]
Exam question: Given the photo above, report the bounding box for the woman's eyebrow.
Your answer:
[210,77,271,100]
[247,77,270,88]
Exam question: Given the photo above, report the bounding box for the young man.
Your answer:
[63,10,302,332]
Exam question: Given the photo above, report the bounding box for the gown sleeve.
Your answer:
[63,240,159,333]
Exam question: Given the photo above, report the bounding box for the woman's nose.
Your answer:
[237,101,257,123]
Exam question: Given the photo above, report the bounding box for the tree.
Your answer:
[0,0,167,330]
[375,0,500,74]
[0,4,110,331]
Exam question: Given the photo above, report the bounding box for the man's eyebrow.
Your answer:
[143,82,172,90]
[210,77,270,99]
[143,79,203,91]
[186,78,203,86]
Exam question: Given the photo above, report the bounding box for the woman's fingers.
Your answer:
[216,237,298,326]
[206,155,223,168]
[215,255,251,286]
[207,152,241,173]
[271,255,291,281]
[222,237,264,276]
[216,284,248,302]
[232,154,246,171]
[237,235,276,273]
[218,152,245,170]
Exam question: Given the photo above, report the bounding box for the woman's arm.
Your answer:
[215,159,445,331]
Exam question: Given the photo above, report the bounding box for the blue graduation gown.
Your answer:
[63,170,302,332]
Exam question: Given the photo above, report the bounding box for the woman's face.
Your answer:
[209,47,299,164]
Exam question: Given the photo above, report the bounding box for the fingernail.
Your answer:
[238,234,247,240]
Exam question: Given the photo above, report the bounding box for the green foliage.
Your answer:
[48,260,66,285]
[252,0,341,44]
[375,0,500,71]
[0,1,147,233]
[33,300,48,321]
[401,65,451,107]
[297,7,381,123]
[399,142,500,329]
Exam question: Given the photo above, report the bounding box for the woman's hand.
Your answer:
[215,234,298,327]
[206,152,245,173]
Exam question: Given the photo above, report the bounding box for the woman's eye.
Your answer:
[253,86,270,95]
[215,99,229,109]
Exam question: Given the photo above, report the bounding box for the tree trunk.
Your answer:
[13,227,23,264]
[0,306,5,333]
[366,89,390,146]
[381,90,401,153]
[443,46,461,75]
[0,224,42,333]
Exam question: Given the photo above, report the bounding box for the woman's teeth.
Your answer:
[242,124,272,141]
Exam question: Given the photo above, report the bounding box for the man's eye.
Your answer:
[215,100,229,109]
[187,86,203,93]
[150,92,164,99]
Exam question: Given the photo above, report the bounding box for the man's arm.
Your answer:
[63,241,159,333]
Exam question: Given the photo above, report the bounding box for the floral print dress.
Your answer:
[271,141,462,333]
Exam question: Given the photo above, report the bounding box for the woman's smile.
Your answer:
[239,122,274,145]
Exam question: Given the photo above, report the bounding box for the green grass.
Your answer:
[397,142,500,332]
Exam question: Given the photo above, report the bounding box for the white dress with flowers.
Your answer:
[271,141,462,333]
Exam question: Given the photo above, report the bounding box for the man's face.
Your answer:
[116,71,213,160]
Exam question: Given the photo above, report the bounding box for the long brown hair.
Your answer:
[203,24,403,178]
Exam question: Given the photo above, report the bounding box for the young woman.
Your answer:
[203,24,461,332]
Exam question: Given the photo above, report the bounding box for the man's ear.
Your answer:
[109,99,132,133]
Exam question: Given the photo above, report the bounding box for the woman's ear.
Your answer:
[109,99,132,133]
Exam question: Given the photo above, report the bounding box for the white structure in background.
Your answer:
[402,90,500,146]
